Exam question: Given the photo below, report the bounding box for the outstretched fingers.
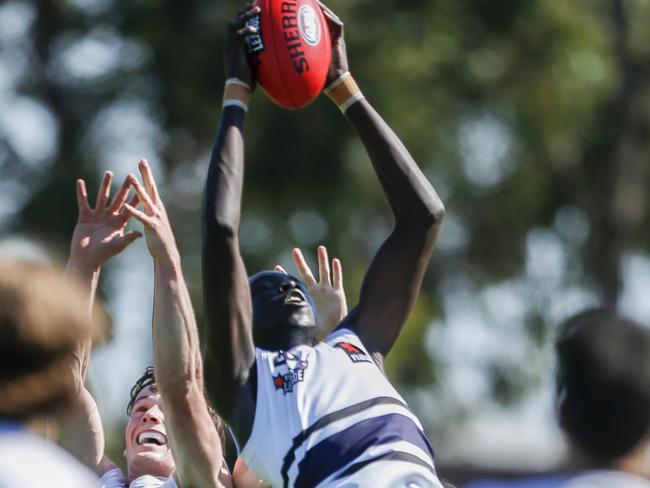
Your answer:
[332,258,343,291]
[95,171,113,210]
[76,179,91,215]
[292,248,317,287]
[128,173,156,215]
[114,230,143,253]
[123,202,154,227]
[108,175,133,215]
[138,159,160,205]
[317,245,331,286]
[275,264,288,274]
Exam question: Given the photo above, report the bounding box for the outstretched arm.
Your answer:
[61,171,141,475]
[126,160,230,488]
[321,5,445,359]
[201,6,258,434]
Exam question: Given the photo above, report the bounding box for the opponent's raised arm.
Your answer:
[125,160,230,487]
[201,5,259,431]
[321,5,445,359]
[62,171,141,475]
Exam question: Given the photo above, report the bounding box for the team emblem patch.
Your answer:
[335,342,372,364]
[271,351,308,394]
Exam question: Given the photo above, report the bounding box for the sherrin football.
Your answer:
[246,0,332,109]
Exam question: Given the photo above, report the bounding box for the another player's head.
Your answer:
[555,308,650,468]
[124,367,175,480]
[249,271,317,350]
[0,259,104,422]
[124,367,227,481]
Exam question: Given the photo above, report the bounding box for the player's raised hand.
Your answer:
[226,3,260,89]
[277,245,348,334]
[123,160,180,264]
[317,1,348,86]
[69,170,141,271]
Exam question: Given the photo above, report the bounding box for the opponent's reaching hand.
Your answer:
[318,1,349,86]
[124,160,180,265]
[226,3,260,88]
[69,171,141,272]
[276,245,347,334]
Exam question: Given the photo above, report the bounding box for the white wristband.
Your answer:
[339,92,365,113]
[324,71,351,94]
[222,99,249,112]
[225,78,251,90]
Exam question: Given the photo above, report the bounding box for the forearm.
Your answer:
[152,256,202,393]
[204,107,247,234]
[58,387,112,474]
[344,98,444,224]
[202,107,255,406]
[64,256,100,372]
[58,255,109,472]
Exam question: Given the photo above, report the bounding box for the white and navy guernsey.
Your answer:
[240,327,443,488]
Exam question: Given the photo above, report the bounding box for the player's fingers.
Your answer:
[108,175,132,214]
[237,25,258,36]
[317,245,331,286]
[123,203,154,227]
[275,265,288,274]
[76,179,91,214]
[291,248,317,287]
[317,1,343,27]
[114,230,142,253]
[138,159,160,204]
[117,193,140,224]
[231,4,260,30]
[95,171,113,209]
[332,258,343,291]
[128,174,155,214]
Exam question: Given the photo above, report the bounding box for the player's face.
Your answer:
[250,271,316,349]
[124,384,175,480]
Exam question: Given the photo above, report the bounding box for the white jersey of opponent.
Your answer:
[240,327,443,488]
[99,468,179,488]
[0,420,98,488]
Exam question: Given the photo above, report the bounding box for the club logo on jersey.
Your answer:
[335,342,372,364]
[271,351,308,394]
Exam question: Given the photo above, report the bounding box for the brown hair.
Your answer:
[0,259,108,420]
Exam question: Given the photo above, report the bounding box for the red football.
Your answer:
[247,0,332,109]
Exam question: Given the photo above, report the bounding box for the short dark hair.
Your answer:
[126,366,227,450]
[555,308,650,461]
[126,366,156,416]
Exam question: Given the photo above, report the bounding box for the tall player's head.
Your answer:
[249,271,316,350]
[555,308,650,470]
